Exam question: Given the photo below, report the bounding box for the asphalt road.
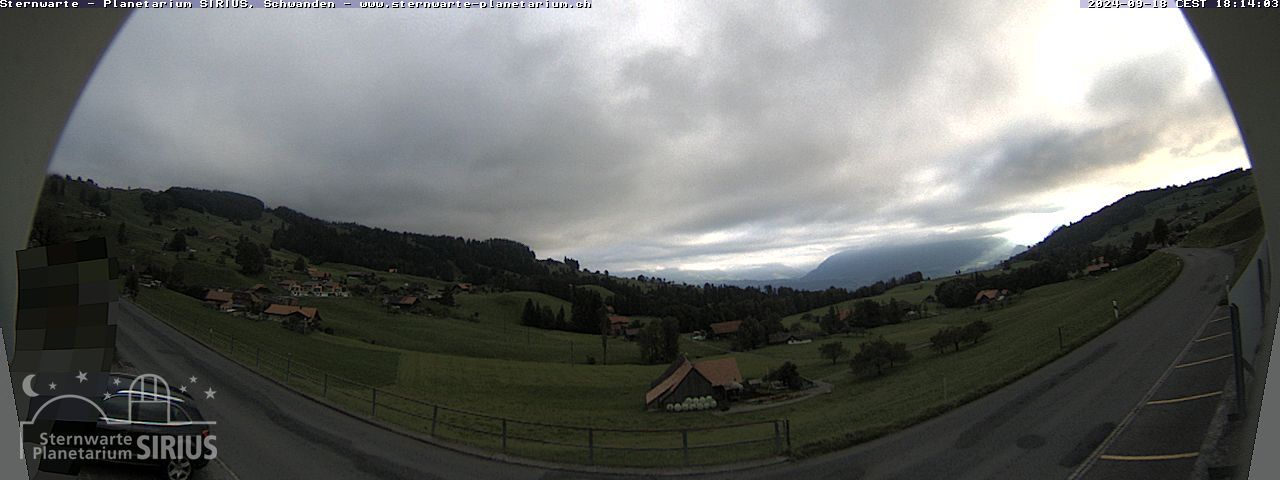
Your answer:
[107,300,549,480]
[99,247,1233,480]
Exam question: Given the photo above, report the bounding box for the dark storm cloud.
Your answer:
[49,4,1239,277]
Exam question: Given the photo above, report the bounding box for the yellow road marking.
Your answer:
[1099,452,1199,461]
[1175,354,1233,368]
[1147,391,1223,405]
[1207,316,1230,324]
[1194,332,1231,342]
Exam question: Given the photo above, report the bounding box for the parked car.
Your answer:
[92,375,214,480]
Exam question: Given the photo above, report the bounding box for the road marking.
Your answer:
[1175,354,1233,368]
[1194,332,1231,342]
[1066,304,1222,480]
[1098,452,1199,461]
[216,457,243,480]
[1146,390,1223,405]
[1207,316,1230,324]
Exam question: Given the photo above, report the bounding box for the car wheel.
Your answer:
[164,458,193,480]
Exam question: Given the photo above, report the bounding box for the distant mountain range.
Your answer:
[626,237,1023,290]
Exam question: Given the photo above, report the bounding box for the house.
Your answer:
[708,320,743,338]
[1083,263,1112,276]
[974,289,1009,305]
[319,280,349,298]
[387,266,398,273]
[248,283,272,295]
[390,295,420,310]
[838,309,852,323]
[263,304,322,333]
[644,356,744,411]
[767,332,815,346]
[454,283,473,293]
[306,267,331,280]
[1083,257,1113,276]
[278,279,304,297]
[608,315,632,336]
[203,290,235,312]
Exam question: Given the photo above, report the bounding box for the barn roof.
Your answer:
[204,290,234,303]
[974,289,1002,303]
[643,356,743,406]
[645,360,697,406]
[692,357,743,387]
[264,304,319,319]
[709,320,742,335]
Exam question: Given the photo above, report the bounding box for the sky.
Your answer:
[50,2,1249,282]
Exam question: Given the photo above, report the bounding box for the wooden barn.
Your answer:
[643,356,744,411]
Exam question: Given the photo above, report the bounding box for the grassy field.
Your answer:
[50,181,1194,465]
[132,250,1183,465]
[1181,192,1263,248]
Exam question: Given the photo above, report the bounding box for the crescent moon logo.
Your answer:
[20,374,39,398]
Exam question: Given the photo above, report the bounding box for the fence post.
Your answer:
[587,428,594,466]
[774,421,781,454]
[431,405,439,436]
[285,354,293,386]
[322,373,328,397]
[501,419,508,454]
[371,388,378,417]
[682,429,689,466]
[785,420,791,452]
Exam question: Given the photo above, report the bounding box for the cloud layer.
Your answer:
[51,3,1247,279]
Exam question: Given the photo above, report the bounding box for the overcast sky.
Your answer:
[50,3,1248,280]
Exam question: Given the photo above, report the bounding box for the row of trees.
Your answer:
[635,317,681,364]
[929,320,992,353]
[520,299,567,330]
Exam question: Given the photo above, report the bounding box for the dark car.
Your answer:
[93,376,215,480]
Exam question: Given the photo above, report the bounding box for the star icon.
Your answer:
[180,385,188,394]
[76,371,88,383]
[102,393,111,401]
[112,377,121,386]
[203,388,216,400]
[48,382,57,391]
[189,376,198,384]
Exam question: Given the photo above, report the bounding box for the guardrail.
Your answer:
[148,306,790,468]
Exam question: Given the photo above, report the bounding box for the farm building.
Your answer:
[608,315,631,335]
[973,289,1009,305]
[708,320,743,338]
[278,279,304,297]
[264,304,323,333]
[1083,257,1113,276]
[390,295,420,310]
[644,356,744,411]
[203,290,235,312]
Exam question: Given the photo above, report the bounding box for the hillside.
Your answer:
[1017,168,1255,262]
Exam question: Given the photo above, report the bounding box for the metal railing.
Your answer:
[151,307,790,468]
